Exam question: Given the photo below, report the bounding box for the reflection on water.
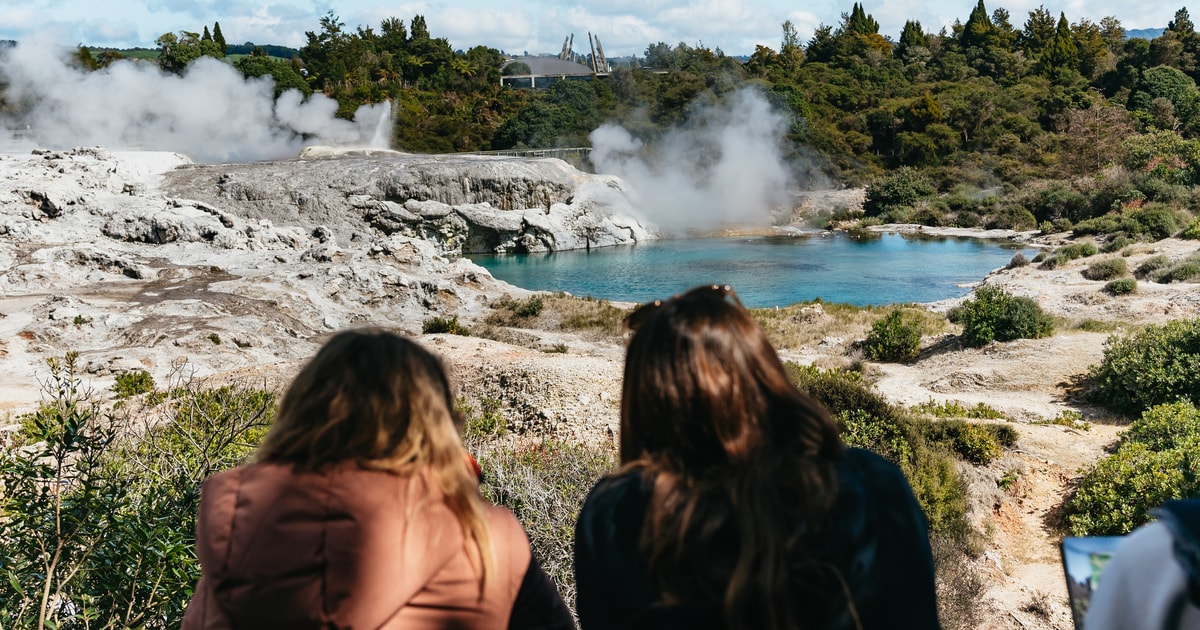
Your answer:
[468,232,1033,308]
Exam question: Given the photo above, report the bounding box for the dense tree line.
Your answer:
[41,3,1200,237]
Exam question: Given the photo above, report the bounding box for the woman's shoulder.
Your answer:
[580,470,651,518]
[576,470,652,551]
[835,447,912,493]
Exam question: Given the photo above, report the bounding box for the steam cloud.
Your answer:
[0,39,391,163]
[589,88,794,233]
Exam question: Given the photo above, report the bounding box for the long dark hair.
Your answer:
[620,286,844,629]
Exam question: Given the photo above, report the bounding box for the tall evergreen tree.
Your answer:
[844,3,879,35]
[212,22,227,55]
[960,0,994,51]
[1039,12,1079,76]
[897,20,931,60]
[202,26,212,42]
[780,20,805,74]
[1019,6,1057,62]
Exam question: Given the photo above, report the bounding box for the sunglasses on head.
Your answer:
[623,284,744,331]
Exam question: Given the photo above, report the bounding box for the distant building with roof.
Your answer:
[500,33,611,88]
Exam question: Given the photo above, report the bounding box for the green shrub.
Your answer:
[1120,401,1200,452]
[422,315,469,335]
[1156,258,1200,283]
[864,309,923,363]
[459,397,507,439]
[1,354,273,628]
[985,423,1020,447]
[911,399,1006,420]
[1065,441,1200,535]
[113,369,156,399]
[1104,278,1138,296]
[863,167,937,217]
[1033,409,1092,430]
[785,364,892,421]
[1135,254,1172,278]
[985,206,1038,230]
[921,420,1002,465]
[954,211,982,228]
[1089,318,1200,415]
[956,285,1055,347]
[1101,234,1136,253]
[1183,218,1200,240]
[786,363,971,536]
[514,296,545,318]
[1007,253,1029,268]
[1129,204,1182,240]
[1058,242,1099,261]
[1082,258,1129,281]
[1076,319,1119,332]
[1073,215,1123,236]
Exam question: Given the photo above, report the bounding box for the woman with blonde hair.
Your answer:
[183,328,573,629]
[574,285,940,629]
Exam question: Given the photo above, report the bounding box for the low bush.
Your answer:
[1101,234,1136,253]
[1007,253,1029,268]
[1,354,274,628]
[422,315,469,335]
[1082,258,1129,281]
[113,369,156,399]
[863,309,923,363]
[955,285,1055,347]
[863,167,937,217]
[786,364,975,533]
[1155,257,1200,284]
[469,437,617,608]
[1119,400,1200,452]
[1104,278,1138,295]
[911,399,1006,420]
[1135,254,1171,278]
[1058,242,1099,262]
[920,420,1002,465]
[1088,318,1200,415]
[1065,402,1200,536]
[985,205,1037,230]
[1183,218,1200,240]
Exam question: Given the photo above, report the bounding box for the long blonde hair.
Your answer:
[256,327,493,588]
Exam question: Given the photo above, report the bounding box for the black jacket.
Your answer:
[573,447,940,629]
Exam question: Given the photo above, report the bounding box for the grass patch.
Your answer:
[467,435,617,611]
[1031,409,1091,431]
[753,301,945,351]
[422,315,470,335]
[1074,318,1120,332]
[911,399,1007,420]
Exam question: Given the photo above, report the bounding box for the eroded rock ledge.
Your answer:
[165,150,655,255]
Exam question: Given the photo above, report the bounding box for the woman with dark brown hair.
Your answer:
[182,328,573,630]
[574,285,940,630]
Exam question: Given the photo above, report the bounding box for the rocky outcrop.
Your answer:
[165,150,656,255]
[0,146,652,410]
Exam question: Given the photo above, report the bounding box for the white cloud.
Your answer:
[0,0,1189,56]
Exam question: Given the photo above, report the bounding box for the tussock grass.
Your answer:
[752,301,948,351]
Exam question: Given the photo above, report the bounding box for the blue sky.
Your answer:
[0,0,1184,57]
